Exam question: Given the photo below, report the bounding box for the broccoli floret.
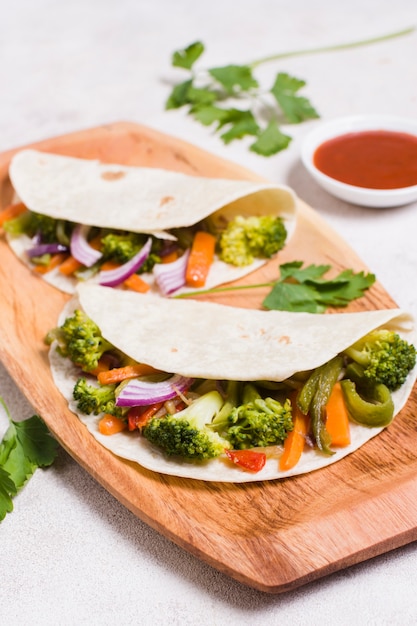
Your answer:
[4,210,65,243]
[73,378,123,417]
[344,329,416,391]
[45,309,115,372]
[100,231,162,270]
[142,390,230,460]
[212,383,293,449]
[100,232,145,263]
[218,215,287,267]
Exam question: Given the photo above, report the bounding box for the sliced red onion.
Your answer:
[116,374,193,407]
[27,242,69,258]
[98,237,153,287]
[70,224,103,267]
[153,249,190,296]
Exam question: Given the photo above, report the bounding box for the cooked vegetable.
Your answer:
[324,381,351,447]
[73,378,123,418]
[70,224,103,267]
[45,308,116,372]
[98,414,127,435]
[212,382,293,449]
[33,252,68,274]
[185,230,216,287]
[225,448,266,472]
[297,356,344,455]
[343,329,416,391]
[279,393,309,471]
[0,201,27,227]
[340,379,394,427]
[115,373,193,407]
[97,237,153,287]
[218,214,287,266]
[143,390,230,460]
[100,232,148,264]
[122,273,150,293]
[153,250,190,295]
[97,363,162,385]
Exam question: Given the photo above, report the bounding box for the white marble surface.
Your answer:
[1,1,417,623]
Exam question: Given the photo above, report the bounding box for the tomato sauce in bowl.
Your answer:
[313,130,417,190]
[301,116,417,207]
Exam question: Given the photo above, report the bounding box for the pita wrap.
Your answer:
[7,149,297,294]
[47,283,417,483]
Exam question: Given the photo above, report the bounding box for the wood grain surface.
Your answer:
[1,122,416,594]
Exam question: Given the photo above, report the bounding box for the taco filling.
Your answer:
[45,284,417,483]
[2,149,297,295]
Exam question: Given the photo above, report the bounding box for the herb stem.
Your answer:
[175,282,275,299]
[249,26,415,68]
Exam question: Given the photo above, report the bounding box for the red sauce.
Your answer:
[313,130,417,189]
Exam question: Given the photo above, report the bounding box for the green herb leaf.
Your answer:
[165,79,194,109]
[172,41,204,69]
[0,403,59,522]
[263,262,376,312]
[208,64,258,95]
[249,120,292,156]
[14,415,59,467]
[166,29,414,156]
[270,72,319,123]
[263,281,326,313]
[0,466,17,519]
[176,260,376,313]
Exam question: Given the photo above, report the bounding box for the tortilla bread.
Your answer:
[47,283,417,482]
[8,149,297,294]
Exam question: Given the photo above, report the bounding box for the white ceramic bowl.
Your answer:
[301,115,417,208]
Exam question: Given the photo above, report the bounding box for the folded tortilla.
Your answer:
[48,283,417,483]
[8,149,297,294]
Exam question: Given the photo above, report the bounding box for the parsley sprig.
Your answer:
[176,261,376,314]
[0,398,59,521]
[165,27,414,157]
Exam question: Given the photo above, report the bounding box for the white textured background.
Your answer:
[1,1,417,624]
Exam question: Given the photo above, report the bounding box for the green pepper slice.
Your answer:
[340,379,394,427]
[298,356,344,455]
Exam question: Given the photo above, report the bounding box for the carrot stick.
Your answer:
[128,402,164,431]
[58,254,83,275]
[88,355,114,377]
[98,414,127,435]
[33,252,67,274]
[0,202,27,227]
[185,231,216,288]
[279,393,310,471]
[97,363,162,385]
[99,260,120,271]
[325,381,351,447]
[161,251,179,264]
[123,273,150,293]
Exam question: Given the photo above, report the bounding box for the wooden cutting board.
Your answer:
[1,121,416,594]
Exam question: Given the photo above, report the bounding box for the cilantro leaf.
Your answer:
[172,41,204,70]
[0,405,59,522]
[250,120,292,156]
[262,262,376,312]
[263,281,326,313]
[208,64,258,95]
[270,72,320,123]
[166,42,319,156]
[165,79,194,109]
[176,260,376,314]
[0,466,17,520]
[166,31,415,156]
[14,415,59,467]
